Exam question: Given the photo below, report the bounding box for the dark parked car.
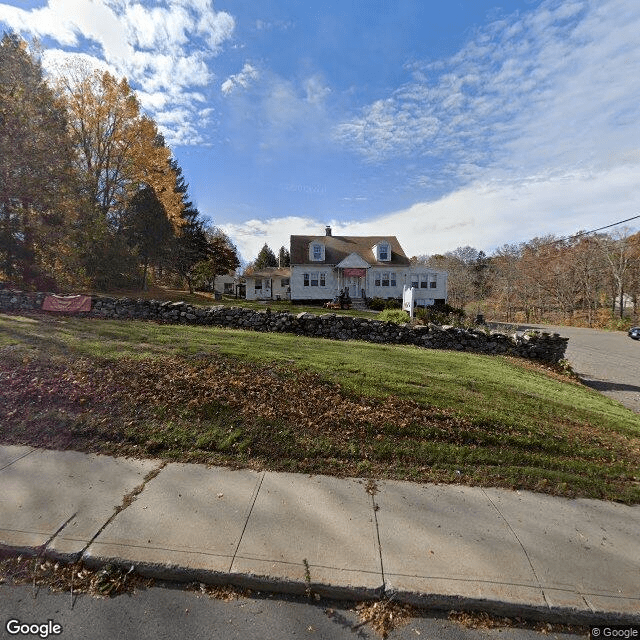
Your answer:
[628,326,640,340]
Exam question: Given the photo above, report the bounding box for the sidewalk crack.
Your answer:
[0,448,36,472]
[581,593,596,613]
[481,488,550,609]
[229,471,265,572]
[40,512,77,553]
[76,460,167,562]
[365,479,386,595]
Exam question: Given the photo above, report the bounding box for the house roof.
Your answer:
[335,252,371,269]
[290,235,410,267]
[246,267,291,279]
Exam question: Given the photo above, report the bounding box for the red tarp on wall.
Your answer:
[42,295,92,312]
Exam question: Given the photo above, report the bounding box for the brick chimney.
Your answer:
[325,225,332,236]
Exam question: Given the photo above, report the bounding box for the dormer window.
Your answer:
[376,242,390,261]
[310,242,325,261]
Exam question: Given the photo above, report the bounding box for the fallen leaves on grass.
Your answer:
[1,351,639,501]
[0,353,469,450]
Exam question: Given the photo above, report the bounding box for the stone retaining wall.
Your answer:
[0,290,569,363]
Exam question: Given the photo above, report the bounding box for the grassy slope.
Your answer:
[1,312,639,503]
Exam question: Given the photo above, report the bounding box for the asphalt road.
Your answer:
[496,323,640,414]
[0,583,589,640]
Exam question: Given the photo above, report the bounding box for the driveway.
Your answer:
[493,323,640,414]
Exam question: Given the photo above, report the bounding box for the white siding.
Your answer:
[213,274,236,295]
[246,275,291,300]
[367,268,408,298]
[290,265,448,302]
[290,266,338,300]
[408,270,448,304]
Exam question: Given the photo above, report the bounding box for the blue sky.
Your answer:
[1,0,640,262]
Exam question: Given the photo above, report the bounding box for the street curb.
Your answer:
[3,543,638,626]
[384,589,640,626]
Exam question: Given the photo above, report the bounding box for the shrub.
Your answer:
[414,304,465,326]
[368,297,385,311]
[384,298,401,310]
[378,309,410,324]
[434,302,465,318]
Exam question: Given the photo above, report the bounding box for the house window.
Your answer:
[310,272,319,286]
[420,274,429,289]
[382,272,389,287]
[390,272,396,287]
[379,244,389,261]
[281,278,290,287]
[255,279,262,291]
[430,275,437,289]
[320,273,326,287]
[223,283,233,294]
[411,275,419,289]
[303,273,309,287]
[374,272,381,286]
[312,244,322,261]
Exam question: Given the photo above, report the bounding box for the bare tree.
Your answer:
[597,228,637,319]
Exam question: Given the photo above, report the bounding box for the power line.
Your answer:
[547,214,640,247]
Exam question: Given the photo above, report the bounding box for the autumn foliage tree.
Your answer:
[191,227,240,293]
[52,64,183,287]
[0,33,79,288]
[0,33,231,293]
[56,67,182,225]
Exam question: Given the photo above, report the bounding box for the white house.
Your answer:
[245,267,291,301]
[289,227,447,306]
[196,271,244,298]
[214,273,240,296]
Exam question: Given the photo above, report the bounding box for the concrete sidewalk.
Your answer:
[1,444,638,624]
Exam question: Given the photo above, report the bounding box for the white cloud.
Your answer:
[221,216,323,261]
[304,75,331,104]
[334,0,640,190]
[324,0,640,258]
[379,164,640,257]
[0,1,85,46]
[221,62,259,95]
[220,70,335,156]
[255,18,293,32]
[224,161,640,261]
[0,0,235,146]
[42,48,116,76]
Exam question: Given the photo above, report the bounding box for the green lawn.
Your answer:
[1,312,639,503]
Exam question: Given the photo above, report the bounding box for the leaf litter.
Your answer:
[1,350,638,500]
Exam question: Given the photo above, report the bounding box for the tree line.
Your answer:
[244,243,290,272]
[414,229,640,327]
[0,33,239,293]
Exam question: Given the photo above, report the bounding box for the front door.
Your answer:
[347,276,359,298]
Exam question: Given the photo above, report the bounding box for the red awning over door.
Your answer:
[343,268,366,277]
